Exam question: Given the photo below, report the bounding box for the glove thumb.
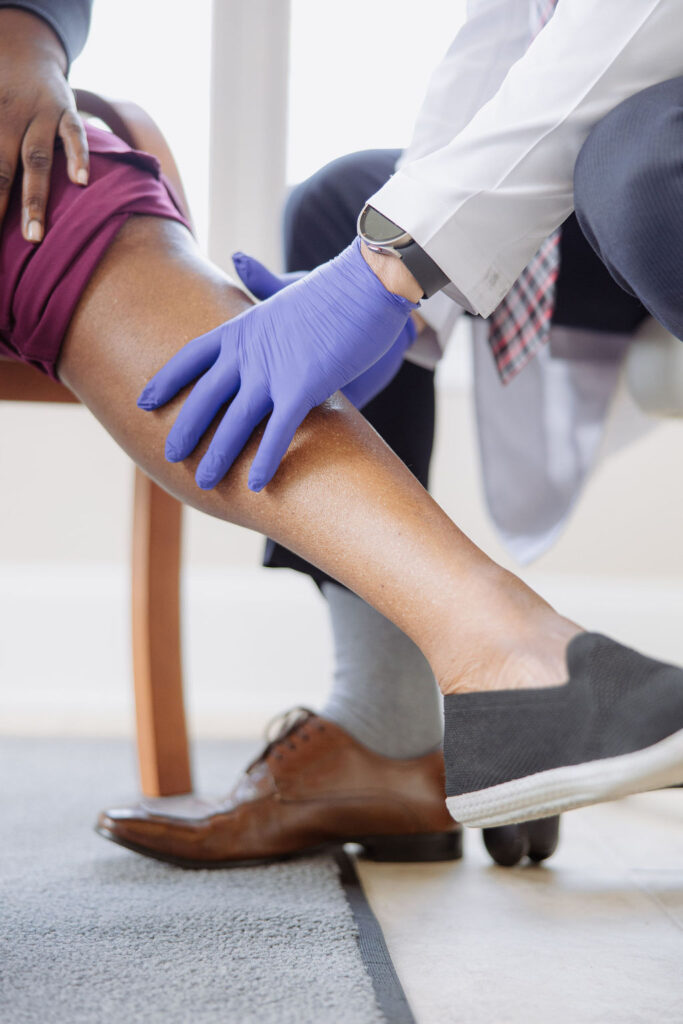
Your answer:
[232,252,304,301]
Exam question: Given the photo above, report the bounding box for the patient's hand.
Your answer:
[0,8,89,243]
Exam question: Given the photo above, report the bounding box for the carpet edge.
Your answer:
[334,851,416,1024]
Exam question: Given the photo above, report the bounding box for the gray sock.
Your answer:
[321,582,443,759]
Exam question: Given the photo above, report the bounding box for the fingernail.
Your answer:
[232,251,245,263]
[196,473,215,490]
[26,220,42,243]
[76,167,89,186]
[248,477,264,493]
[165,445,180,462]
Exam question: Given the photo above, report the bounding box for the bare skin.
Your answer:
[0,9,89,242]
[57,216,581,696]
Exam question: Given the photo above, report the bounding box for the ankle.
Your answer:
[434,572,583,696]
[439,630,580,696]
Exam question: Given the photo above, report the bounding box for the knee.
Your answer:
[283,150,396,271]
[575,79,683,262]
[282,154,362,270]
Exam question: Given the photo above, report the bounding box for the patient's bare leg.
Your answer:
[58,216,580,695]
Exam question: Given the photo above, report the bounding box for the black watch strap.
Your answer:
[398,239,450,299]
[357,204,449,299]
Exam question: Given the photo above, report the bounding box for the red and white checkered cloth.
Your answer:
[487,0,561,384]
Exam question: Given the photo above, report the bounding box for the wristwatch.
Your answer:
[357,204,449,299]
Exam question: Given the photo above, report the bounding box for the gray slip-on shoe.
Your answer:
[444,633,683,828]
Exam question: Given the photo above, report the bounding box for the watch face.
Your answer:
[360,206,411,246]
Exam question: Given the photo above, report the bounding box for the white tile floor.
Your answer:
[357,791,683,1024]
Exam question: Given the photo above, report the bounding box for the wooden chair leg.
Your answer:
[131,467,192,796]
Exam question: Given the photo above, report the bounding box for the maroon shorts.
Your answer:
[0,124,191,380]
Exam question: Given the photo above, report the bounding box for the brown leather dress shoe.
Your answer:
[96,709,462,868]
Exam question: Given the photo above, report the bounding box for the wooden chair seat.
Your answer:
[0,91,192,797]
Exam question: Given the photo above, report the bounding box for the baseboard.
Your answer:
[0,564,331,738]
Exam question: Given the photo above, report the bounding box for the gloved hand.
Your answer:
[137,238,418,491]
[232,250,417,411]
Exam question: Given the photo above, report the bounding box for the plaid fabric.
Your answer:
[488,0,560,384]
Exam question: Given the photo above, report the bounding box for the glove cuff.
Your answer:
[347,236,420,315]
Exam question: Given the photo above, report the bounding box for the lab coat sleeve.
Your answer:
[397,0,532,167]
[368,0,683,317]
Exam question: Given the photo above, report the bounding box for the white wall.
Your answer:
[69,0,213,247]
[286,0,464,183]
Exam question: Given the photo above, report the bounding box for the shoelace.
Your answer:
[246,706,317,770]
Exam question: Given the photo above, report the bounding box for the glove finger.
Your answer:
[138,330,222,409]
[232,253,305,301]
[404,314,418,345]
[342,320,415,409]
[165,359,240,462]
[342,344,405,409]
[195,386,271,489]
[232,253,284,300]
[247,400,309,492]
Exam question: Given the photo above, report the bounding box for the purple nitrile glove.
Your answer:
[232,251,417,411]
[137,238,418,491]
[233,252,417,411]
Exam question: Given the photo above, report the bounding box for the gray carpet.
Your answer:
[0,737,387,1024]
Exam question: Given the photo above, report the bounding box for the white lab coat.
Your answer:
[375,0,681,563]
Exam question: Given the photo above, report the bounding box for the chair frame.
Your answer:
[0,90,193,797]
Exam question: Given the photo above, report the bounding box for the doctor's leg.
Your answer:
[276,152,560,864]
[574,75,683,341]
[266,151,444,762]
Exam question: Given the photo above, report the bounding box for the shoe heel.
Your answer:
[358,830,463,863]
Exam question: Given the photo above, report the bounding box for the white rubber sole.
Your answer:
[446,727,683,828]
